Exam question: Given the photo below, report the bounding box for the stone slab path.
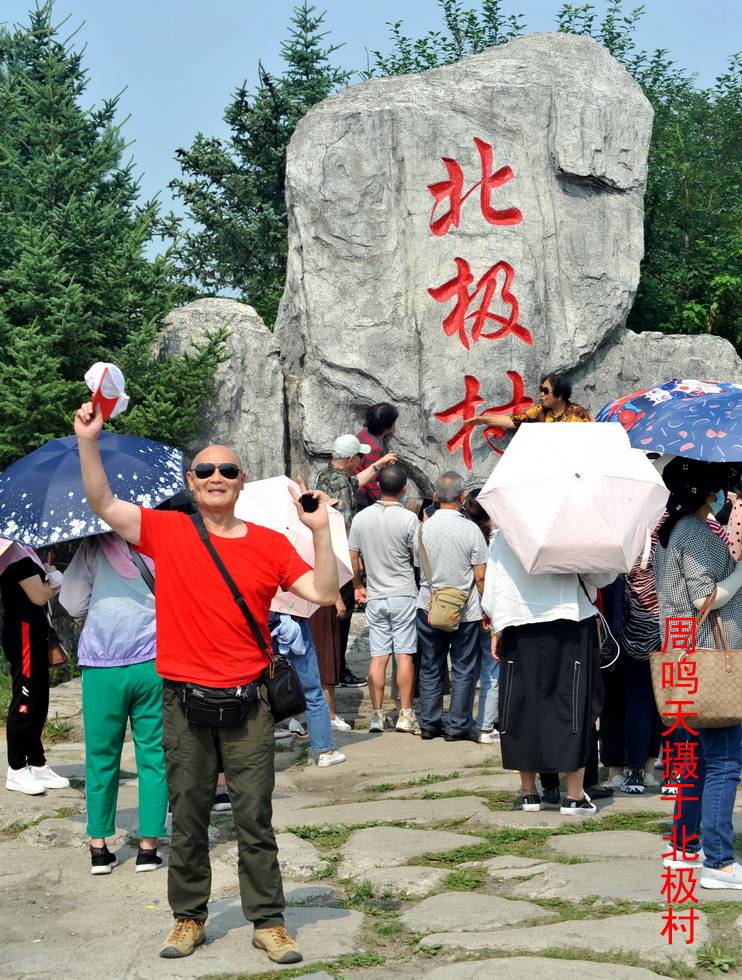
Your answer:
[2,643,741,978]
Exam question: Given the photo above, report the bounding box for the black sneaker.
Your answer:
[337,670,366,688]
[559,793,597,816]
[541,786,561,807]
[585,784,614,799]
[621,768,645,794]
[521,793,542,812]
[135,847,163,873]
[90,844,118,876]
[212,792,232,812]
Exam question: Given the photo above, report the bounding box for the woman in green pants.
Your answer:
[60,533,167,874]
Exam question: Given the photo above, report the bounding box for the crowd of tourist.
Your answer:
[1,375,740,966]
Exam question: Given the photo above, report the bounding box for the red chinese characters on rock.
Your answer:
[428,137,523,236]
[434,371,534,470]
[428,257,533,352]
[428,135,532,469]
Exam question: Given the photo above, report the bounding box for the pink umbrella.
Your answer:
[478,423,669,574]
[235,475,352,617]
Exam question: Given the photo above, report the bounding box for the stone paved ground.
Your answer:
[2,615,741,979]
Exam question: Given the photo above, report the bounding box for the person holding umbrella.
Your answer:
[1,541,69,795]
[485,529,615,814]
[74,400,339,965]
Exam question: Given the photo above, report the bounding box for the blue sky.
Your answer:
[2,0,739,216]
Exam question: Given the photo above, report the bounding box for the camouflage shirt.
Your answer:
[314,464,359,533]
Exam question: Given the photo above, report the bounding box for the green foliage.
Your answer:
[697,944,740,975]
[366,0,741,351]
[170,3,350,325]
[0,4,224,467]
[362,0,524,77]
[444,867,486,890]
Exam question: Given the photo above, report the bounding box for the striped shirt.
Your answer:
[354,428,386,506]
[621,520,663,660]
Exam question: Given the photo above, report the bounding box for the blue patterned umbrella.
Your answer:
[596,379,742,462]
[0,432,185,548]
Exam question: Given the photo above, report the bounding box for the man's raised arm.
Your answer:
[74,402,142,546]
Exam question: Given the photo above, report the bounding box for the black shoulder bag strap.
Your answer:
[189,513,275,664]
[128,546,156,596]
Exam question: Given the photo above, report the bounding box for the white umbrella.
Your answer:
[235,475,352,617]
[478,423,669,575]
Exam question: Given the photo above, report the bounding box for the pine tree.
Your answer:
[0,4,225,467]
[170,3,350,325]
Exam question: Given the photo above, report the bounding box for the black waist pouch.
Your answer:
[176,681,259,727]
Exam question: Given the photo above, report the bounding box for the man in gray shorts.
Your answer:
[348,465,420,734]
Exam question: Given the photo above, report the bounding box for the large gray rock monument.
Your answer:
[165,33,741,490]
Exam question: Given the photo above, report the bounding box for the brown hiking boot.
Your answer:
[159,918,205,958]
[252,924,302,964]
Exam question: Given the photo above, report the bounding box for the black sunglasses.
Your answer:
[192,463,241,480]
[539,386,552,395]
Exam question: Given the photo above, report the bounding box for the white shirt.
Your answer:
[482,531,615,633]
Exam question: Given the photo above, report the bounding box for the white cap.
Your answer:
[332,434,371,458]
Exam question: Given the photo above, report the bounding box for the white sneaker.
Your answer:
[30,765,70,789]
[288,718,306,736]
[663,847,705,870]
[395,710,420,735]
[6,766,46,795]
[643,771,660,789]
[368,710,385,734]
[700,862,742,890]
[317,750,346,768]
[603,773,627,791]
[330,715,351,731]
[477,730,500,743]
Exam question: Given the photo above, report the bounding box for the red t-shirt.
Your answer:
[136,509,311,686]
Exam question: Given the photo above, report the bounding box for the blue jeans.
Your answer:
[672,724,742,868]
[287,620,333,756]
[476,628,499,732]
[416,611,481,736]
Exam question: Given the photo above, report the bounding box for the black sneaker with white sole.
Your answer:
[559,794,597,816]
[90,845,118,875]
[135,847,163,872]
[212,792,232,812]
[621,768,645,794]
[521,793,542,812]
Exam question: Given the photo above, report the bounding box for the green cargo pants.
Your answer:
[162,681,284,928]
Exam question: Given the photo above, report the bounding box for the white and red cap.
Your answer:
[84,362,129,420]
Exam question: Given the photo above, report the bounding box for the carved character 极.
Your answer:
[428,257,533,351]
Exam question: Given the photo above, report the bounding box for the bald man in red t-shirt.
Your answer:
[75,401,338,966]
